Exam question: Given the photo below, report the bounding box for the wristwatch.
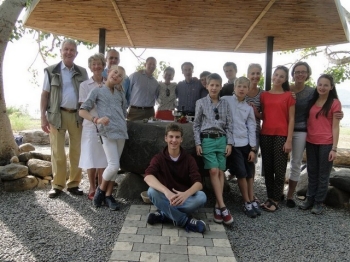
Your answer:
[250,147,257,154]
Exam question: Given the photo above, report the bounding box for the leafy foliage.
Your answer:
[136,60,170,80]
[324,64,350,84]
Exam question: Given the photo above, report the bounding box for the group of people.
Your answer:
[40,39,342,234]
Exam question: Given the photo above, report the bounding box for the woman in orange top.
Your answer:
[260,66,296,212]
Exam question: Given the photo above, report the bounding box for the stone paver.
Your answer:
[109,205,237,262]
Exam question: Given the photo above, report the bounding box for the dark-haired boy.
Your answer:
[220,62,237,97]
[193,73,234,225]
[145,123,207,233]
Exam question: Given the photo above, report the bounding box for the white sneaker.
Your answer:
[224,170,232,181]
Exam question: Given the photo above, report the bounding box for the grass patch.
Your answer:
[7,106,41,132]
[340,126,350,136]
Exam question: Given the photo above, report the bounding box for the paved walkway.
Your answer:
[109,205,237,262]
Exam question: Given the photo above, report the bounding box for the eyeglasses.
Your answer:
[294,71,307,75]
[108,56,119,60]
[213,108,219,120]
[166,88,170,97]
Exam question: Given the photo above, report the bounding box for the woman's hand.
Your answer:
[97,116,110,126]
[329,150,337,161]
[283,140,292,153]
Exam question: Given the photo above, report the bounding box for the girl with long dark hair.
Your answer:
[299,74,341,214]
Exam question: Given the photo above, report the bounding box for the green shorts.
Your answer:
[201,136,227,170]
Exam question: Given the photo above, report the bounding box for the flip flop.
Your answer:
[88,191,95,200]
[261,199,271,210]
[262,199,279,212]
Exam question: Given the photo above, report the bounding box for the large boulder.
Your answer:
[19,129,50,145]
[30,152,51,162]
[19,143,35,153]
[116,172,149,200]
[324,186,350,208]
[3,175,39,192]
[19,129,69,145]
[27,159,52,178]
[0,164,29,181]
[329,169,350,193]
[303,148,350,167]
[296,170,308,196]
[18,152,33,162]
[120,121,198,175]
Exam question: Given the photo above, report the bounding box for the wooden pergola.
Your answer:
[23,0,349,89]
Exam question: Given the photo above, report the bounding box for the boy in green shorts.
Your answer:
[193,73,234,225]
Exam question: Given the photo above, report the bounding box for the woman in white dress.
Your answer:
[79,53,108,200]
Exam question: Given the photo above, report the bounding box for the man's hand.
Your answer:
[164,190,176,203]
[196,145,202,156]
[170,189,190,206]
[41,116,50,133]
[225,144,232,157]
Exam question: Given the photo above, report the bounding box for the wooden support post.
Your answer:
[265,36,274,91]
[99,28,106,54]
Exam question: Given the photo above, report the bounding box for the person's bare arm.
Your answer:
[40,90,50,133]
[283,105,295,153]
[329,115,340,161]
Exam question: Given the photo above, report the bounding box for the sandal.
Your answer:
[88,191,95,201]
[261,199,279,212]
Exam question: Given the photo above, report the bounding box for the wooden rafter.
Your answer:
[234,0,277,51]
[110,0,135,47]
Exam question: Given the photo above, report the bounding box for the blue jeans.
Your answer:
[147,187,207,227]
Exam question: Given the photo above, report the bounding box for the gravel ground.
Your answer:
[0,158,349,262]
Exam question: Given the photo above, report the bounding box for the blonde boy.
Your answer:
[222,77,260,218]
[193,73,234,225]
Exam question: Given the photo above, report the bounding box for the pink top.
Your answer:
[261,91,296,136]
[306,99,341,144]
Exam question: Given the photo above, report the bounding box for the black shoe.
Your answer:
[94,187,105,208]
[105,195,120,211]
[147,210,165,225]
[67,187,84,195]
[286,199,296,208]
[48,188,62,198]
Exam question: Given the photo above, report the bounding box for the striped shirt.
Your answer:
[80,85,128,140]
[193,95,234,146]
[246,89,264,133]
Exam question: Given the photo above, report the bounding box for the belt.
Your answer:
[60,107,77,113]
[130,106,153,110]
[200,133,226,139]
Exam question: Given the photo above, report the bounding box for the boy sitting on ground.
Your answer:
[193,73,234,225]
[222,77,261,218]
[144,123,207,233]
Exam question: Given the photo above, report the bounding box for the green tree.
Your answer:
[136,60,170,80]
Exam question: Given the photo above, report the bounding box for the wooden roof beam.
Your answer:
[110,0,135,47]
[234,0,277,52]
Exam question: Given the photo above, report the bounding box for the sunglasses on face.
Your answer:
[213,107,219,120]
[166,88,170,97]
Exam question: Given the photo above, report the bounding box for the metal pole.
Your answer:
[265,36,274,91]
[99,28,106,54]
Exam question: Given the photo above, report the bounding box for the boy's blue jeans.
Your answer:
[147,187,207,227]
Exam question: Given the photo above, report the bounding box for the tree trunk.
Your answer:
[0,0,27,165]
